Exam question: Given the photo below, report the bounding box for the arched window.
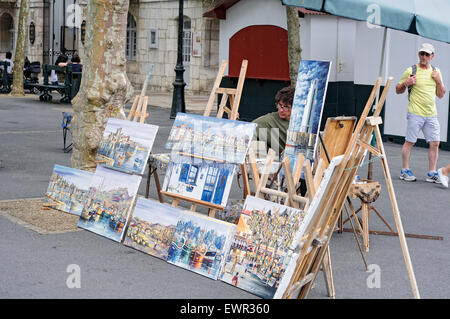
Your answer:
[126,13,137,60]
[0,13,14,52]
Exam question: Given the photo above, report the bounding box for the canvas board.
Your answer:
[274,155,343,299]
[165,113,256,165]
[123,197,182,260]
[45,164,94,216]
[77,166,142,242]
[162,154,236,207]
[284,60,331,164]
[96,118,158,175]
[219,196,307,299]
[167,210,236,280]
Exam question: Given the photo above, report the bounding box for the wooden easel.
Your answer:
[282,77,421,299]
[147,60,250,216]
[127,65,153,123]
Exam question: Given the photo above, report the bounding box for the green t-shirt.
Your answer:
[398,64,442,117]
[252,112,290,152]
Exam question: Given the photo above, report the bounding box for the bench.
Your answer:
[0,61,12,93]
[30,64,82,103]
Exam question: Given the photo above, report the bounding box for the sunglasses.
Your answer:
[419,51,431,57]
[276,102,292,110]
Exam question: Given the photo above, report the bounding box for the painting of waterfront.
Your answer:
[123,198,182,260]
[162,154,236,207]
[44,165,93,216]
[96,118,158,175]
[285,60,331,163]
[220,196,306,299]
[77,166,142,242]
[167,210,236,280]
[165,113,256,164]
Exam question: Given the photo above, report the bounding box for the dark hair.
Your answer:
[55,54,68,65]
[71,53,80,63]
[275,86,295,106]
[6,52,12,59]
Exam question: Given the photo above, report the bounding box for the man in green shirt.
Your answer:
[396,43,446,183]
[252,86,295,155]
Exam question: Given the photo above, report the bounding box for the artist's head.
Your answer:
[275,86,295,120]
[418,43,434,67]
[71,53,80,64]
[5,52,12,59]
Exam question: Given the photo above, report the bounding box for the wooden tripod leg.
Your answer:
[362,203,370,252]
[374,125,420,299]
[321,246,335,298]
[153,168,164,203]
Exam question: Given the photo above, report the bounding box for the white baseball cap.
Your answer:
[419,43,435,54]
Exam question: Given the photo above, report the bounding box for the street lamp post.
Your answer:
[170,0,186,119]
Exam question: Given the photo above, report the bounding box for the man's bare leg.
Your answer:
[402,141,415,169]
[428,141,440,172]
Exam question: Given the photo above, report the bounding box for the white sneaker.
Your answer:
[437,168,449,188]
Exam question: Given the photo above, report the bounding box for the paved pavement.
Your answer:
[0,93,449,299]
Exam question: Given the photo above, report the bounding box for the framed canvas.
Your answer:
[284,60,331,164]
[45,164,93,216]
[77,166,142,242]
[167,210,236,280]
[165,113,256,165]
[96,118,158,175]
[162,154,236,207]
[219,195,307,299]
[123,197,182,260]
[274,155,343,299]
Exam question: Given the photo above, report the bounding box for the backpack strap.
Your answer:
[408,64,416,100]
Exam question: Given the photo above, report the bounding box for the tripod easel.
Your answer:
[282,77,421,299]
[127,65,153,123]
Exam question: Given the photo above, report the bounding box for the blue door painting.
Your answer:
[179,163,190,183]
[212,168,229,205]
[201,167,219,202]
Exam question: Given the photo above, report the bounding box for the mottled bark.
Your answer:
[286,6,302,87]
[71,0,133,170]
[11,0,29,96]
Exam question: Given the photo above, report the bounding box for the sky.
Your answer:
[102,118,158,148]
[53,164,94,191]
[132,197,182,226]
[243,195,303,216]
[91,166,141,195]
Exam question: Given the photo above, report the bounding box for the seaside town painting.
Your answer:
[167,211,236,280]
[45,165,94,216]
[96,118,158,175]
[285,60,331,163]
[123,198,182,260]
[220,196,306,299]
[165,113,256,164]
[78,166,142,242]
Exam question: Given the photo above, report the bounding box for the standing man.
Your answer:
[396,43,446,182]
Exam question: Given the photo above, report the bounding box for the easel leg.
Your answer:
[321,246,335,298]
[362,203,370,252]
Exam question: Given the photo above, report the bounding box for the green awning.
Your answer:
[283,0,450,43]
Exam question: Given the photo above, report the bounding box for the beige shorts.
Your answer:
[405,112,440,143]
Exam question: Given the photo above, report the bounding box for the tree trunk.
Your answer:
[71,0,134,170]
[286,6,302,87]
[11,0,29,96]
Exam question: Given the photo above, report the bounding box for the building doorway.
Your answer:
[0,13,14,54]
[182,16,191,87]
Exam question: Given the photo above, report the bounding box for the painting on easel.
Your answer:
[220,196,306,299]
[165,113,256,164]
[167,210,236,280]
[77,166,141,242]
[96,118,158,175]
[285,60,331,163]
[44,164,93,216]
[162,154,236,207]
[123,197,182,260]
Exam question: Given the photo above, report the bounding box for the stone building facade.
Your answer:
[0,0,220,95]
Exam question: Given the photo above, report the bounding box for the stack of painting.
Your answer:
[162,113,256,208]
[284,60,331,165]
[123,197,236,280]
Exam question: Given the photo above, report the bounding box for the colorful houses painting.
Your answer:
[285,60,331,163]
[123,198,182,260]
[77,166,142,242]
[167,210,236,280]
[162,155,236,207]
[165,113,256,164]
[96,118,158,175]
[45,165,93,216]
[220,196,306,299]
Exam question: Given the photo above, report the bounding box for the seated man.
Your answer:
[252,86,295,155]
[1,51,14,74]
